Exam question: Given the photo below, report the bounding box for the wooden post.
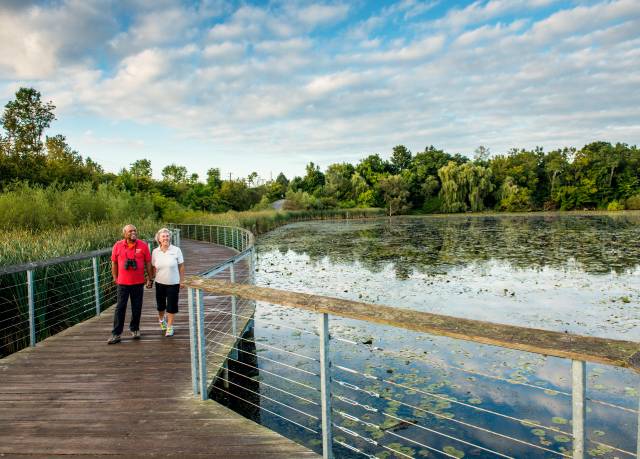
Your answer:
[319,313,333,459]
[92,257,100,315]
[572,360,586,459]
[27,270,36,347]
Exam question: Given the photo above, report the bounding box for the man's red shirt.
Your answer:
[111,239,151,285]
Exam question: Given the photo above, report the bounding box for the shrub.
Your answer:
[625,195,640,210]
[607,200,624,211]
[422,196,443,213]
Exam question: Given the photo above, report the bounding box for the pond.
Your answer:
[211,214,640,458]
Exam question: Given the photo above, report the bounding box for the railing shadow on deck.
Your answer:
[184,238,640,459]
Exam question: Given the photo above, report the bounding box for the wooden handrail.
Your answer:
[186,277,640,372]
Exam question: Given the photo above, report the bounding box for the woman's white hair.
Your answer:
[155,227,172,244]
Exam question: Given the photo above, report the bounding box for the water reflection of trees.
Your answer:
[259,215,640,277]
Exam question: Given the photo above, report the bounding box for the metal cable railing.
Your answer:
[185,252,640,459]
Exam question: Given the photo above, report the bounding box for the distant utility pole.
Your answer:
[229,172,232,181]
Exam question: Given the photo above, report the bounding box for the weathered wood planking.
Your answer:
[0,239,318,458]
[188,278,640,372]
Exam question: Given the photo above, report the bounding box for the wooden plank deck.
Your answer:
[0,239,318,458]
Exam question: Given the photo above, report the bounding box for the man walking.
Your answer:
[108,224,152,344]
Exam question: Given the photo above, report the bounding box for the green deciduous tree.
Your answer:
[324,163,354,202]
[391,145,412,172]
[497,177,532,211]
[206,168,222,189]
[162,164,188,184]
[1,87,55,156]
[356,154,390,186]
[301,162,325,194]
[473,145,490,163]
[130,159,152,178]
[377,174,411,216]
[45,135,89,184]
[219,180,254,211]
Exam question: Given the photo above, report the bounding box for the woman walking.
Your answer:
[151,228,184,337]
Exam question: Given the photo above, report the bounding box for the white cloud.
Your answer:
[305,71,366,97]
[254,38,312,55]
[354,35,446,64]
[455,19,527,47]
[110,7,198,52]
[0,1,115,79]
[294,3,349,27]
[434,0,560,31]
[526,0,640,45]
[202,41,245,61]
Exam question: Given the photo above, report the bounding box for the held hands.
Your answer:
[146,279,154,289]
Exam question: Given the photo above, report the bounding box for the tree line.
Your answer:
[2,87,639,217]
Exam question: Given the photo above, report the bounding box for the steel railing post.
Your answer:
[92,256,100,315]
[251,246,256,284]
[196,288,208,400]
[175,228,181,247]
[230,263,237,339]
[637,392,640,459]
[319,312,333,459]
[188,287,200,396]
[572,360,586,459]
[27,270,36,347]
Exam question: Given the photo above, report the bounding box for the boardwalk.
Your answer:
[0,239,318,458]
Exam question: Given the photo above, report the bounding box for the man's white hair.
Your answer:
[155,227,172,244]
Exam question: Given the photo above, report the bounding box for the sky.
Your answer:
[0,0,639,182]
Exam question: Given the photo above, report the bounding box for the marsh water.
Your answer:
[211,214,640,458]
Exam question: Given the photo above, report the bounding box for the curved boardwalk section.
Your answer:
[0,239,317,458]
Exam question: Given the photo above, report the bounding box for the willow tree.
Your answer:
[438,161,466,212]
[464,163,493,211]
[438,161,493,212]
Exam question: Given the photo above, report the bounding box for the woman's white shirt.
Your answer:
[152,245,184,285]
